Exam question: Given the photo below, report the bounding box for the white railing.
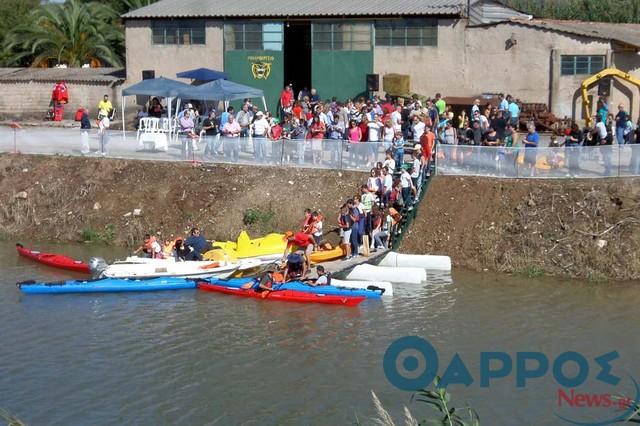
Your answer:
[0,126,398,172]
[435,144,640,178]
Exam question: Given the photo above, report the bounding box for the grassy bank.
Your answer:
[401,175,640,282]
[0,154,365,247]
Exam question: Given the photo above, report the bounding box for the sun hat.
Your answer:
[413,144,422,151]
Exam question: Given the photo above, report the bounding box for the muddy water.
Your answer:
[0,242,638,425]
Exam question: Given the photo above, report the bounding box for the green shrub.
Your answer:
[80,224,115,244]
[243,207,275,232]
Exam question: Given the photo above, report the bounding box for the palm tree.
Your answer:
[4,0,124,67]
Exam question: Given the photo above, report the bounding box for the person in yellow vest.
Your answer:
[97,94,113,119]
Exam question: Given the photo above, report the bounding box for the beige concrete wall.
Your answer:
[125,19,224,88]
[0,81,121,121]
[374,19,640,124]
[374,19,467,98]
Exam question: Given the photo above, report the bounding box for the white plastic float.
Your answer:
[331,279,394,297]
[379,252,452,271]
[347,264,427,284]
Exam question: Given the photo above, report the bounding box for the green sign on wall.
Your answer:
[311,22,373,101]
[224,52,283,113]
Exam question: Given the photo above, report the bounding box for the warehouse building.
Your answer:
[122,0,640,123]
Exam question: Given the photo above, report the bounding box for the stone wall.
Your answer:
[0,81,122,121]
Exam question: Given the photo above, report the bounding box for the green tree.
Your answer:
[0,0,39,66]
[78,0,158,14]
[505,0,640,23]
[4,0,124,67]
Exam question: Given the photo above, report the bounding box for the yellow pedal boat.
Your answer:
[203,231,286,261]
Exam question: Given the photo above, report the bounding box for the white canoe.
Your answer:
[379,252,452,271]
[347,264,427,284]
[102,258,262,279]
[331,279,393,297]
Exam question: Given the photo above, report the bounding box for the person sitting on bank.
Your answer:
[184,227,211,261]
[134,234,162,259]
[282,250,308,282]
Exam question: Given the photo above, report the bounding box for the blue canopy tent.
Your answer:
[177,79,267,111]
[176,68,228,82]
[120,77,193,138]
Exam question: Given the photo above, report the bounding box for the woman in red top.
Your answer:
[279,85,293,117]
[292,101,303,120]
[309,115,326,165]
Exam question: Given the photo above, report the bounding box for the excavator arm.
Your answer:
[582,68,640,127]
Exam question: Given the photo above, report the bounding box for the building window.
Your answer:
[152,20,205,45]
[312,23,371,51]
[560,55,605,76]
[224,23,283,51]
[375,19,437,47]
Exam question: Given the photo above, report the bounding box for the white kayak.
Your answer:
[101,258,262,279]
[331,278,393,297]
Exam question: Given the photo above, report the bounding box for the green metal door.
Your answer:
[224,22,284,112]
[311,22,373,101]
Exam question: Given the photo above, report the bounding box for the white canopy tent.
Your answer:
[120,77,193,139]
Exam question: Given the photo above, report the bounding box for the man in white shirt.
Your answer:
[382,166,393,206]
[367,115,382,142]
[367,114,383,167]
[411,116,426,142]
[391,105,403,132]
[252,111,270,162]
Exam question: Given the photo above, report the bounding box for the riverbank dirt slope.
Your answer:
[0,154,364,247]
[401,176,640,281]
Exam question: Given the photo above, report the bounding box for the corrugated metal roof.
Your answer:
[508,19,640,48]
[0,68,125,84]
[123,0,464,19]
[468,0,529,26]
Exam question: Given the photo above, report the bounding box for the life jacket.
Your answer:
[143,236,158,251]
[52,81,69,103]
[321,272,332,286]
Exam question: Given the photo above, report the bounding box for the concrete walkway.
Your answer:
[0,125,377,172]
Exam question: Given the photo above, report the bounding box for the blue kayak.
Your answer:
[202,277,382,299]
[17,277,196,294]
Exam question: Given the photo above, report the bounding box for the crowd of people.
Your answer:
[132,86,639,177]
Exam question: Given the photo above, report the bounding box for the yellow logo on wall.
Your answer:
[248,55,275,80]
[251,62,272,80]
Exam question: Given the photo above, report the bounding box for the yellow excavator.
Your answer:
[582,67,640,127]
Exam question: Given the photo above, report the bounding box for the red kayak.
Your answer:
[16,243,90,274]
[197,281,365,307]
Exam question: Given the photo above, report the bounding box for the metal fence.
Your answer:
[435,144,640,178]
[0,126,395,172]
